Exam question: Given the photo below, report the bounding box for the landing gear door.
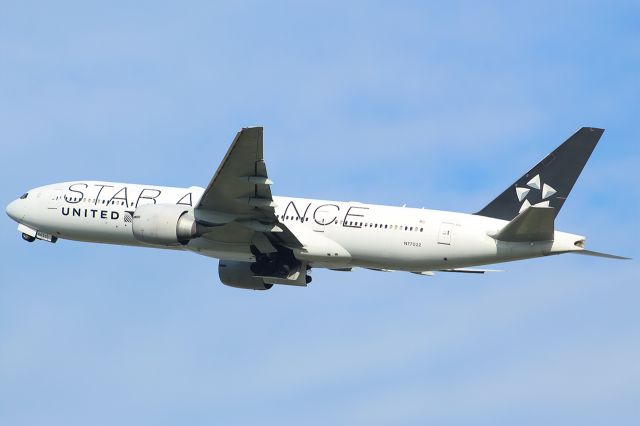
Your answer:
[437,222,454,245]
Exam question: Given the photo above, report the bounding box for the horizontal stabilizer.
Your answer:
[412,269,502,276]
[572,249,630,260]
[440,268,503,274]
[492,206,555,242]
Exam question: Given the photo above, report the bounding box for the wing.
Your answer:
[195,127,301,248]
[197,127,275,217]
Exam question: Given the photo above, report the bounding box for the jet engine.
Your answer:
[218,260,273,290]
[132,204,197,246]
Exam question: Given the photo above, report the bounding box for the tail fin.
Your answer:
[475,127,604,221]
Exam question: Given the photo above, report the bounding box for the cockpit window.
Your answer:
[19,193,28,199]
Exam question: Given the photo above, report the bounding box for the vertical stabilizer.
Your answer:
[475,127,604,221]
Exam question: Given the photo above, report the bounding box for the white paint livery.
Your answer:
[5,127,628,290]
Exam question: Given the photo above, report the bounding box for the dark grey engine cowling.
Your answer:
[218,260,273,290]
[132,204,197,246]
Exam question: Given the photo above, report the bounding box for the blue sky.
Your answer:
[1,1,639,425]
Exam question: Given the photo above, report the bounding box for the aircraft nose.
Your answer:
[6,200,22,222]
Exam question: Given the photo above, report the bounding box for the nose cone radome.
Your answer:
[6,200,21,222]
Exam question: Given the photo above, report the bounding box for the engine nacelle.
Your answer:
[132,204,197,246]
[218,260,273,290]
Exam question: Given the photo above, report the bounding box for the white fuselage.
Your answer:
[7,181,585,272]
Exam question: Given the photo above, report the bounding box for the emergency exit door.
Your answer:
[437,222,454,245]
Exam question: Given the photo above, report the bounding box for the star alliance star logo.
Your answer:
[515,174,557,213]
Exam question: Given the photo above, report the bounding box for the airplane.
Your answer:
[5,127,628,290]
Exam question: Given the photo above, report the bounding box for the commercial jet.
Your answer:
[5,127,628,290]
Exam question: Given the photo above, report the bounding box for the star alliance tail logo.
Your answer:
[515,174,557,213]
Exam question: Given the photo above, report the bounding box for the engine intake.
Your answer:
[218,260,273,290]
[132,204,197,246]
